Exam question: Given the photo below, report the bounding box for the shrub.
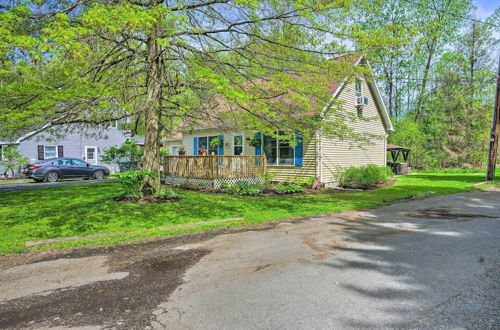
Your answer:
[0,145,28,178]
[335,165,391,189]
[154,187,178,199]
[101,139,143,171]
[116,170,157,198]
[227,180,262,196]
[275,182,305,194]
[220,182,229,189]
[258,173,275,192]
[291,176,317,188]
[177,182,198,190]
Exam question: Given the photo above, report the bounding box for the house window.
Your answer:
[44,146,57,159]
[355,78,364,117]
[171,145,181,155]
[263,132,294,166]
[85,146,98,164]
[198,136,219,155]
[233,135,243,155]
[355,79,362,98]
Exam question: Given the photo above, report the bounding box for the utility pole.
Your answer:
[486,54,500,181]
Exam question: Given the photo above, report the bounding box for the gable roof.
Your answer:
[185,53,393,132]
[330,55,393,131]
[2,122,144,146]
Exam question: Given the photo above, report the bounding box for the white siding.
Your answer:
[321,79,387,184]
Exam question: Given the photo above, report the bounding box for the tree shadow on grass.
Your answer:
[0,173,490,254]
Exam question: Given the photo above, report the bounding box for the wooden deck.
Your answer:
[164,155,267,179]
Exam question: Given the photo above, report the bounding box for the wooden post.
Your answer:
[211,156,216,180]
[164,156,169,175]
[487,54,500,181]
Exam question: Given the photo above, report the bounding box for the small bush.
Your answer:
[101,139,143,171]
[178,182,199,190]
[258,173,275,192]
[334,165,391,189]
[220,182,229,189]
[291,176,317,188]
[116,170,157,198]
[154,188,178,199]
[227,180,262,196]
[275,182,305,194]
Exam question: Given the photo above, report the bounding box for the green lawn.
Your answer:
[0,172,495,255]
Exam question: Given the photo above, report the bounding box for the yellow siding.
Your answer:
[321,79,387,184]
[267,137,317,181]
[181,129,248,156]
[179,78,388,185]
[181,129,317,181]
[162,140,182,155]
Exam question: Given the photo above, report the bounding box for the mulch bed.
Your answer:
[113,196,181,204]
[168,179,396,196]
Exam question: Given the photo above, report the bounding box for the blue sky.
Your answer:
[472,0,499,18]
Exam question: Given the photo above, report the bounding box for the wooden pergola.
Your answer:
[387,144,410,163]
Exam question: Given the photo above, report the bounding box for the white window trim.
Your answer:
[355,78,363,97]
[233,133,245,155]
[85,146,98,164]
[109,120,118,129]
[354,78,365,100]
[262,133,295,166]
[44,145,58,159]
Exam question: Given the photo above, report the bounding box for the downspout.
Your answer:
[315,131,320,181]
[384,134,388,166]
[316,129,323,183]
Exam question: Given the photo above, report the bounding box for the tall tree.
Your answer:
[390,11,499,169]
[0,0,397,192]
[412,0,472,119]
[362,0,416,118]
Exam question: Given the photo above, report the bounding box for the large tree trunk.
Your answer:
[142,34,162,193]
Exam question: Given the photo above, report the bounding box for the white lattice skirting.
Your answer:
[165,176,264,189]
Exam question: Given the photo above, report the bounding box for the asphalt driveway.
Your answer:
[0,191,499,329]
[0,179,116,192]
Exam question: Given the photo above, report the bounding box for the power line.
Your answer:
[378,76,497,85]
[400,0,500,29]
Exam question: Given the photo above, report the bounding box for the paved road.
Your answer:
[0,191,499,329]
[0,179,116,192]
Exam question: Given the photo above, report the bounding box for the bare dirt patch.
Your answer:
[303,237,335,260]
[0,246,209,329]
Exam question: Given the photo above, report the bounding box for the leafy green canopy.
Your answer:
[0,0,397,141]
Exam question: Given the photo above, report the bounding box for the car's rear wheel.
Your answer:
[93,170,105,180]
[44,172,59,182]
